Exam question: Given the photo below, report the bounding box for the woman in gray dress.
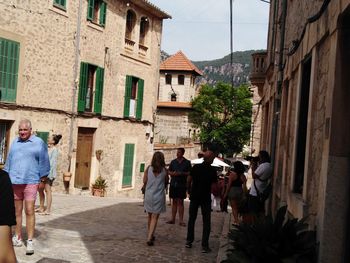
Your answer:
[143,151,169,246]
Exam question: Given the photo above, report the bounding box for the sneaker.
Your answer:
[185,241,192,248]
[12,235,23,247]
[201,246,212,253]
[26,240,34,255]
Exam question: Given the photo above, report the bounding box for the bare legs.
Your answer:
[230,199,239,225]
[44,184,52,214]
[14,200,36,240]
[169,198,185,225]
[37,187,45,213]
[147,213,160,244]
[0,226,17,263]
[37,183,53,214]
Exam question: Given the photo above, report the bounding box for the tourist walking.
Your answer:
[143,151,169,246]
[185,143,218,253]
[4,119,50,255]
[223,161,247,225]
[166,148,191,226]
[37,134,62,215]
[0,169,17,263]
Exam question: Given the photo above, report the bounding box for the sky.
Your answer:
[150,0,270,61]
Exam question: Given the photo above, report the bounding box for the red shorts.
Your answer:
[12,184,39,201]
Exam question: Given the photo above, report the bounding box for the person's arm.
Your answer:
[3,142,13,173]
[143,166,149,185]
[49,149,59,179]
[165,168,170,187]
[186,168,193,198]
[0,226,17,263]
[39,141,50,179]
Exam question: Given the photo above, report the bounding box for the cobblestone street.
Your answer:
[14,194,227,263]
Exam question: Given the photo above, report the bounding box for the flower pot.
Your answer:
[63,172,72,182]
[92,188,105,197]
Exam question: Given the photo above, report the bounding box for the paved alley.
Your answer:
[14,194,227,263]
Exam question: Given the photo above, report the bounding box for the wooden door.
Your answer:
[74,128,94,189]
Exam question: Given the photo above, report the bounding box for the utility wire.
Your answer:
[230,0,234,88]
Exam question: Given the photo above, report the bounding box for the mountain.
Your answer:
[160,50,264,86]
[193,50,264,86]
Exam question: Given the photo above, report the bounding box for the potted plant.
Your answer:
[223,206,317,263]
[91,176,108,197]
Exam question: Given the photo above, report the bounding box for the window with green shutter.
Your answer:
[122,143,135,187]
[87,0,107,27]
[0,37,20,103]
[78,62,104,114]
[53,0,66,10]
[36,131,49,145]
[123,76,144,120]
[94,67,104,114]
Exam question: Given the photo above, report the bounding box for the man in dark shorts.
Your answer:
[185,143,219,253]
[166,148,191,226]
[0,169,17,263]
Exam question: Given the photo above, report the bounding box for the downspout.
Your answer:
[67,0,83,175]
[270,0,287,167]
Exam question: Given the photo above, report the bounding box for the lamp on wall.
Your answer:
[146,125,152,138]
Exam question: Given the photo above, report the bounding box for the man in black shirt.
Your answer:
[0,169,17,263]
[185,143,219,253]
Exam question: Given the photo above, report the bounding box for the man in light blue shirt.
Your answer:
[4,119,50,255]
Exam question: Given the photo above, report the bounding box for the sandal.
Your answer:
[179,222,186,227]
[166,220,175,224]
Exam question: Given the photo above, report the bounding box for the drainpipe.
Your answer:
[68,0,83,173]
[270,0,287,167]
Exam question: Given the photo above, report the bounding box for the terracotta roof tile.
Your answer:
[160,51,203,76]
[157,101,192,109]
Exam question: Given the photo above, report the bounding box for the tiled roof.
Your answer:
[160,51,203,76]
[133,0,171,19]
[157,101,192,109]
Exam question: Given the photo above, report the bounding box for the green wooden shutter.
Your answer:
[122,143,134,187]
[99,1,107,26]
[135,78,144,120]
[54,0,66,8]
[0,38,19,102]
[123,75,132,117]
[78,62,88,112]
[36,131,49,145]
[87,0,94,20]
[94,67,104,114]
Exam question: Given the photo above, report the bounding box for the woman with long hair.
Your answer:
[223,161,247,226]
[36,134,62,215]
[143,151,169,246]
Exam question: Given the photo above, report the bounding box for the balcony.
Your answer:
[249,51,267,89]
[124,38,135,51]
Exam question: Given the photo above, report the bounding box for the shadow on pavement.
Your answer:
[35,201,222,263]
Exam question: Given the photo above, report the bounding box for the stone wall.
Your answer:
[154,108,199,145]
[0,0,167,198]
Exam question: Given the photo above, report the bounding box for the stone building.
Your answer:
[154,51,202,162]
[250,1,350,262]
[0,0,170,198]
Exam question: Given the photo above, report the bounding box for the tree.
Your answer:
[189,82,252,156]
